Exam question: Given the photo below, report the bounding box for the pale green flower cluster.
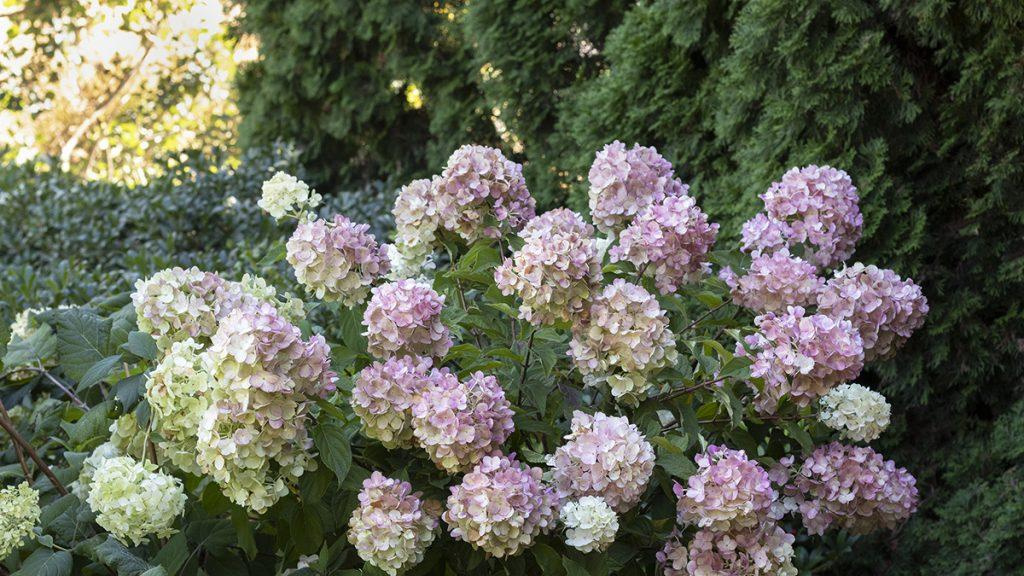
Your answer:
[0,482,40,559]
[146,338,212,475]
[86,456,186,546]
[258,171,322,220]
[72,441,121,500]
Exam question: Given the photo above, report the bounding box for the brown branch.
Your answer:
[0,366,89,409]
[651,374,730,403]
[0,399,68,495]
[680,299,731,334]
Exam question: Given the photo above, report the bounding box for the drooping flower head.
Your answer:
[818,383,891,442]
[673,445,775,532]
[364,279,452,359]
[568,279,678,403]
[548,411,655,513]
[787,442,918,535]
[495,208,602,325]
[286,214,390,305]
[352,355,436,449]
[348,472,441,576]
[433,145,536,241]
[610,194,719,295]
[737,306,864,414]
[720,249,824,313]
[411,371,514,473]
[659,523,798,576]
[443,453,557,558]
[817,263,929,361]
[132,266,226,349]
[146,338,212,475]
[560,496,619,553]
[0,482,40,559]
[588,141,688,233]
[258,171,321,220]
[86,456,187,546]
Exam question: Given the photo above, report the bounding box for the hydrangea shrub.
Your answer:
[0,145,928,575]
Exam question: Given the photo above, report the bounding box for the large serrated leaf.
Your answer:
[78,354,122,390]
[12,549,72,576]
[95,537,152,576]
[56,309,113,381]
[3,327,57,369]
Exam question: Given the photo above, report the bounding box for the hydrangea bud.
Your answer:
[817,263,929,360]
[286,214,390,305]
[588,141,688,233]
[364,280,452,359]
[674,445,775,532]
[87,456,187,546]
[411,371,514,473]
[560,496,619,553]
[720,249,823,313]
[659,523,798,576]
[818,383,891,442]
[494,209,602,325]
[348,472,441,575]
[548,411,655,513]
[610,195,719,295]
[443,453,557,558]
[258,171,321,220]
[146,338,211,475]
[737,306,864,414]
[352,355,435,449]
[0,482,40,559]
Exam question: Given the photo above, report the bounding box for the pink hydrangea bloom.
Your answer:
[587,141,688,233]
[443,453,557,558]
[673,445,776,532]
[720,250,824,313]
[740,213,790,257]
[352,356,437,449]
[364,280,452,359]
[410,371,514,473]
[657,531,689,576]
[610,195,719,295]
[286,215,390,306]
[433,145,536,241]
[348,472,441,576]
[787,442,918,535]
[817,263,929,361]
[737,306,864,414]
[742,165,863,269]
[132,266,226,348]
[494,209,602,325]
[548,411,655,513]
[660,523,798,576]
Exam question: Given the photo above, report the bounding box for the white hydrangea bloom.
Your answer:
[258,171,321,220]
[560,496,619,553]
[818,383,891,442]
[87,456,187,546]
[385,243,435,282]
[0,482,40,559]
[72,441,121,500]
[8,308,38,340]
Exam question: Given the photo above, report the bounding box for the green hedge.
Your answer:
[236,1,1024,573]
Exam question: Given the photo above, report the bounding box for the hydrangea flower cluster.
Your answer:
[132,266,225,348]
[610,194,719,295]
[818,383,891,442]
[391,177,441,277]
[364,280,452,359]
[352,355,435,449]
[196,302,335,512]
[674,446,775,532]
[817,263,929,360]
[443,453,557,558]
[560,496,619,553]
[72,441,121,499]
[8,307,40,340]
[659,523,798,576]
[87,456,187,546]
[588,141,688,233]
[0,482,40,559]
[286,214,390,305]
[737,306,864,413]
[146,338,211,474]
[720,250,823,313]
[347,472,441,576]
[258,171,321,220]
[548,411,655,513]
[786,442,918,535]
[410,371,514,473]
[568,279,678,403]
[494,208,602,325]
[433,145,536,241]
[741,165,863,269]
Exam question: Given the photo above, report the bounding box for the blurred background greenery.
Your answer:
[2,1,1022,574]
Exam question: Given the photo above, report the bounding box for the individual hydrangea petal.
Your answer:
[364,280,452,359]
[818,383,891,442]
[785,442,918,535]
[736,306,864,414]
[258,171,321,220]
[610,194,719,295]
[568,279,678,404]
[352,355,436,449]
[659,523,798,576]
[145,338,212,475]
[348,472,441,576]
[411,371,514,473]
[816,263,929,361]
[548,411,655,513]
[720,249,824,313]
[560,496,619,553]
[673,445,775,532]
[86,456,187,546]
[433,145,536,241]
[494,209,602,325]
[443,453,557,558]
[587,141,688,233]
[286,214,390,306]
[0,482,40,559]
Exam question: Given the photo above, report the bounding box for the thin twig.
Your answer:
[454,278,485,348]
[518,328,536,390]
[0,400,68,495]
[0,366,90,409]
[680,299,731,334]
[651,374,730,403]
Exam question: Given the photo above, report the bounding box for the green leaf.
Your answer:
[231,508,257,560]
[124,331,158,360]
[56,309,113,381]
[313,419,352,484]
[531,543,566,576]
[258,241,287,267]
[658,449,698,480]
[783,422,815,454]
[61,400,114,448]
[153,532,189,574]
[140,568,169,576]
[562,556,590,576]
[186,518,236,555]
[292,506,325,555]
[95,537,152,575]
[3,327,57,369]
[78,354,122,389]
[337,305,367,354]
[12,549,72,576]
